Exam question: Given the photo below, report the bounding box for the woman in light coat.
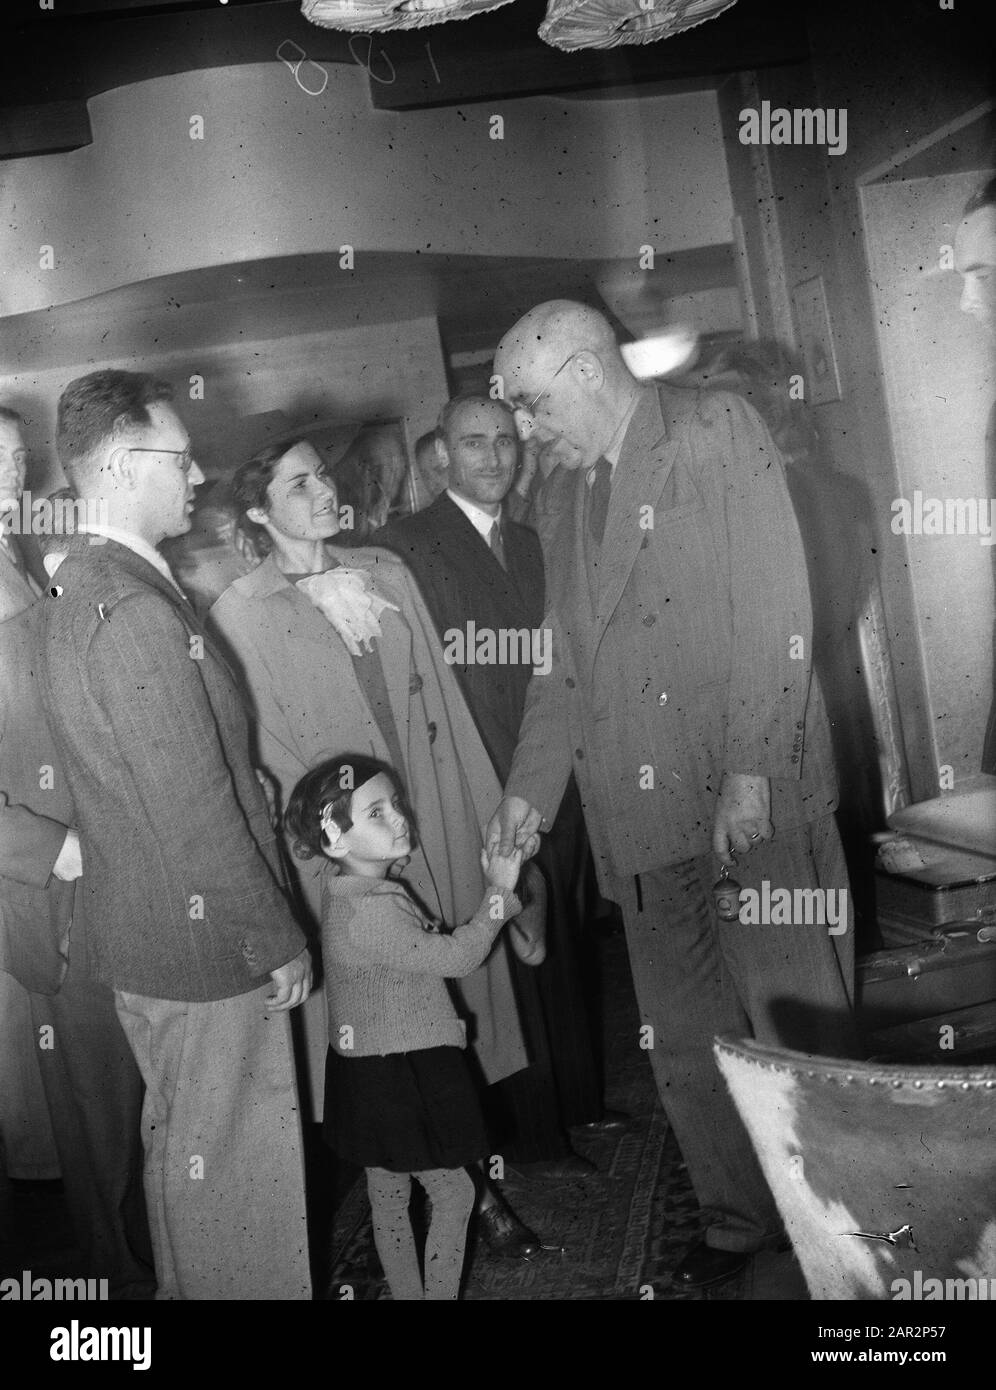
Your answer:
[209,437,541,1257]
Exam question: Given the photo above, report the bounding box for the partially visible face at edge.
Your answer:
[955,205,996,337]
[0,419,27,522]
[415,437,450,498]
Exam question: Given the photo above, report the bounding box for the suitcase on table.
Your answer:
[873,776,996,945]
[859,776,996,1059]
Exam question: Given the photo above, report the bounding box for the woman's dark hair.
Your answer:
[229,436,318,559]
[284,753,413,861]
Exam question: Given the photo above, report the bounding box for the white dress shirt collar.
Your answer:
[75,522,185,595]
[446,489,502,542]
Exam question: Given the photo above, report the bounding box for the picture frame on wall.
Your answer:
[791,274,843,404]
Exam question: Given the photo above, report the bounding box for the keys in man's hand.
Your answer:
[712,773,774,860]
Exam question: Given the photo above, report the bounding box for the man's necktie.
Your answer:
[587,457,612,545]
[489,519,507,570]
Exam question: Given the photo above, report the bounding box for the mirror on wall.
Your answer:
[860,109,995,791]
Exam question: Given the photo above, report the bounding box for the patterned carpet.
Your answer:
[0,931,805,1301]
[321,933,807,1301]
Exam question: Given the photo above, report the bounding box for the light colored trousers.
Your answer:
[115,982,312,1300]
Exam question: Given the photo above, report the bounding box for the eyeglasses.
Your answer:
[518,353,578,415]
[127,446,197,475]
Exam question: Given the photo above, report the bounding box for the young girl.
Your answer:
[285,753,524,1301]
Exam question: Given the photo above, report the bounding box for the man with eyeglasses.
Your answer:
[37,370,313,1300]
[487,301,853,1290]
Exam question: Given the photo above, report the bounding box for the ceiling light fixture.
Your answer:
[301,0,514,33]
[539,0,737,52]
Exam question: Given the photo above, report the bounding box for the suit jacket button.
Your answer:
[575,748,585,760]
[790,754,800,763]
[565,677,575,689]
[642,613,656,626]
[796,720,804,731]
[657,691,668,706]
[409,673,423,694]
[427,721,437,744]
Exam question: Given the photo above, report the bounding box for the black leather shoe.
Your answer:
[570,1108,631,1135]
[477,1202,542,1259]
[673,1240,751,1289]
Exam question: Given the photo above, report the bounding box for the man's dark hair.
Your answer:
[436,393,516,444]
[0,405,24,427]
[963,175,996,219]
[56,370,174,485]
[284,753,412,861]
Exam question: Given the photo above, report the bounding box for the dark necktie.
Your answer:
[587,457,612,545]
[489,518,507,570]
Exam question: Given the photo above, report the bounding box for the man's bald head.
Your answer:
[495,301,621,383]
[494,300,639,468]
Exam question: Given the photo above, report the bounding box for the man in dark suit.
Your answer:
[1,403,153,1296]
[377,397,608,1188]
[38,370,313,1300]
[488,302,855,1289]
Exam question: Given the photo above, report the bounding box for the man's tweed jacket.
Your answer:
[38,534,305,1001]
[504,384,838,887]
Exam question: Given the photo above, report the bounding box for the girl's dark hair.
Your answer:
[284,753,412,861]
[229,436,317,559]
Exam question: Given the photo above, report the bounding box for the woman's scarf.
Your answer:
[295,565,400,655]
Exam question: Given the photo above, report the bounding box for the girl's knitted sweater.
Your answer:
[321,872,521,1058]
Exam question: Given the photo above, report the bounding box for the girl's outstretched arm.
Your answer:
[338,882,521,979]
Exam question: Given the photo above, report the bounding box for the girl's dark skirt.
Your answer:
[323,1044,490,1172]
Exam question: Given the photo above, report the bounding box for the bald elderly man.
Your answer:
[954,176,996,773]
[487,301,855,1289]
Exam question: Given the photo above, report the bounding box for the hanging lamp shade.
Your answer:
[302,0,514,33]
[538,0,737,52]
